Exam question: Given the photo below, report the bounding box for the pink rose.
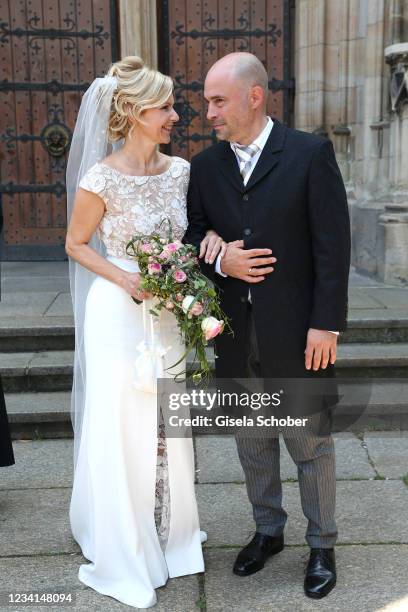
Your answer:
[166,242,181,252]
[140,243,153,254]
[191,302,203,316]
[179,255,188,262]
[173,269,187,283]
[148,262,162,274]
[158,249,171,260]
[201,316,224,341]
[165,300,174,310]
[176,293,183,302]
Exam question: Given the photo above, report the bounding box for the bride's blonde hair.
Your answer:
[106,56,173,141]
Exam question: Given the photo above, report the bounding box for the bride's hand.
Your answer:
[134,288,153,301]
[199,229,227,264]
[120,272,152,300]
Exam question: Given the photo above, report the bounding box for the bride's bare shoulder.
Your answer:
[100,152,120,169]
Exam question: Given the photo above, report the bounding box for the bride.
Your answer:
[65,56,225,608]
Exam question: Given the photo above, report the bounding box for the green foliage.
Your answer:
[195,594,206,609]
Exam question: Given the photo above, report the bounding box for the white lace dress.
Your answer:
[69,156,205,609]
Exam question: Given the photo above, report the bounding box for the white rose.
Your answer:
[181,295,196,314]
[201,316,224,341]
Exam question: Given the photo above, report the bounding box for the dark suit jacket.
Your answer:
[0,376,15,466]
[183,118,351,379]
[0,209,15,466]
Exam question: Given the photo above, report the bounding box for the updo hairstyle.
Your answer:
[106,56,173,141]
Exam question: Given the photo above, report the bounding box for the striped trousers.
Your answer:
[234,303,338,548]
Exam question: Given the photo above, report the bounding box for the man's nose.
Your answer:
[206,104,216,121]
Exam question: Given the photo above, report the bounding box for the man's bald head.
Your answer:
[207,53,269,102]
[204,52,270,144]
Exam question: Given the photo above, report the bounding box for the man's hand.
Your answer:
[305,328,338,370]
[220,241,277,283]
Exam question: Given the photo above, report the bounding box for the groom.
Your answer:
[183,52,350,599]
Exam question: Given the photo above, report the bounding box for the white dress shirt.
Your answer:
[213,117,338,335]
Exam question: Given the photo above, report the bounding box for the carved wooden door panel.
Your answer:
[0,0,118,260]
[158,0,294,160]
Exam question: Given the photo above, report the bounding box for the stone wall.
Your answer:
[294,0,408,285]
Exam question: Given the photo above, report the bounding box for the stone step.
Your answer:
[2,311,408,353]
[1,343,408,393]
[0,351,73,393]
[343,310,408,343]
[0,317,74,352]
[5,379,408,439]
[6,392,72,439]
[335,342,408,377]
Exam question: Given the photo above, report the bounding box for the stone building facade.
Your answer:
[294,0,408,285]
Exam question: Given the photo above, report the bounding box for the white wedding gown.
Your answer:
[69,157,205,609]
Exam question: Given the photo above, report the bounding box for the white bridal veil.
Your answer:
[66,76,119,469]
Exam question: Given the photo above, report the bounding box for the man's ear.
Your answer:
[249,85,265,110]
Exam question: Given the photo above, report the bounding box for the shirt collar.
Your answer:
[230,116,273,153]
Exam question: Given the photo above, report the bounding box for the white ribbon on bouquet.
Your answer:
[133,299,172,394]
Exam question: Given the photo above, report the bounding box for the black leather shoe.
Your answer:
[304,548,336,599]
[233,532,284,576]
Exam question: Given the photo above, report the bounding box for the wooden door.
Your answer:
[157,0,294,161]
[0,0,118,260]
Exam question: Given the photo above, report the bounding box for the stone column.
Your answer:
[294,0,360,256]
[330,0,354,193]
[294,0,327,134]
[118,0,158,68]
[351,0,391,277]
[361,0,389,194]
[378,42,408,284]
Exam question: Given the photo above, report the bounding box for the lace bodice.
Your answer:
[78,156,190,258]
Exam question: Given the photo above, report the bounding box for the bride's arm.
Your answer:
[65,188,147,299]
[199,229,227,264]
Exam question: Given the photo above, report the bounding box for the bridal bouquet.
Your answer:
[125,219,231,384]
